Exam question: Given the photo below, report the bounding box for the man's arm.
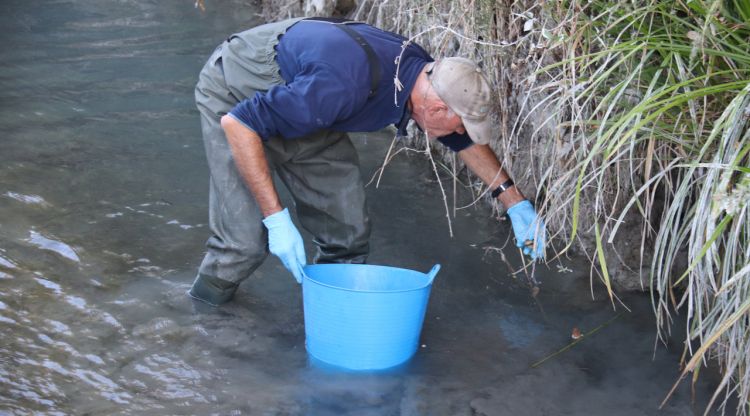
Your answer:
[221,115,283,217]
[221,115,307,281]
[458,143,546,259]
[457,144,524,208]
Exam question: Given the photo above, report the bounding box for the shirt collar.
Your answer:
[396,105,412,137]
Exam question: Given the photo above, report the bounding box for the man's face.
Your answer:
[412,103,466,139]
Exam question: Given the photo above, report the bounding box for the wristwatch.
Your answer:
[491,179,515,198]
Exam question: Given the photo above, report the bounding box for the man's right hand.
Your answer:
[222,116,304,281]
[262,208,306,283]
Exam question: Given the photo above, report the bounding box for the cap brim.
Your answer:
[462,116,494,145]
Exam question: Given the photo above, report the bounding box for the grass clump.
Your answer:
[535,2,749,413]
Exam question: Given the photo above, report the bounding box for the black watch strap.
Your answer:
[491,179,515,198]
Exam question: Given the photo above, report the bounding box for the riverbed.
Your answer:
[0,1,723,414]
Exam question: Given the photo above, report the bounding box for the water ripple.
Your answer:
[0,252,19,269]
[131,354,210,403]
[0,315,18,324]
[34,276,62,294]
[67,17,160,29]
[3,191,50,207]
[32,274,123,330]
[27,231,80,263]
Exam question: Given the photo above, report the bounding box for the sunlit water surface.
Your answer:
[0,1,725,414]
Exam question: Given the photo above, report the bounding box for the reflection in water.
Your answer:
[0,0,722,415]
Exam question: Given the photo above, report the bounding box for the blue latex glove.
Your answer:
[262,208,306,283]
[506,200,546,260]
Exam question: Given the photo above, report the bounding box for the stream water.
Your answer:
[0,1,725,415]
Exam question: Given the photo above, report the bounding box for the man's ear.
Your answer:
[427,102,449,116]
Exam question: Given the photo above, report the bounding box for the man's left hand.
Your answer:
[506,200,546,260]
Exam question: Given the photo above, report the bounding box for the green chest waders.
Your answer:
[189,19,375,306]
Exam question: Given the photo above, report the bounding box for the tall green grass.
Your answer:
[534,1,749,413]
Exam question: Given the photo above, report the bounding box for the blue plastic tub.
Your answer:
[302,263,440,371]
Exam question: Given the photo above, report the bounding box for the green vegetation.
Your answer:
[537,2,749,413]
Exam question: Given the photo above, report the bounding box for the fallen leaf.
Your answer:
[571,327,582,339]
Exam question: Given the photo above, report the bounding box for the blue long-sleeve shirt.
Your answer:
[228,20,474,152]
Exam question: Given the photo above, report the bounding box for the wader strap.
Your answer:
[304,17,382,98]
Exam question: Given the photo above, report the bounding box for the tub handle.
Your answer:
[426,264,441,285]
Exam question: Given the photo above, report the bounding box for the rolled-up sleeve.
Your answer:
[229,61,368,140]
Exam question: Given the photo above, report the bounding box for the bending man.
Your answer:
[189,17,545,306]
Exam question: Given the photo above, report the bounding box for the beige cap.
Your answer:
[428,57,495,145]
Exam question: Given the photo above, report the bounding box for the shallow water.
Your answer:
[0,1,725,415]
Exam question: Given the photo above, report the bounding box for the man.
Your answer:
[189,17,545,306]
